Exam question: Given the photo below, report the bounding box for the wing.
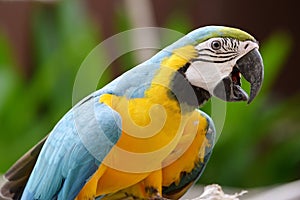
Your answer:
[162,110,216,199]
[0,136,47,200]
[1,94,122,200]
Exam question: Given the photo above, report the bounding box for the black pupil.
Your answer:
[212,41,221,49]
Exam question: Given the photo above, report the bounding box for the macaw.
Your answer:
[0,26,264,200]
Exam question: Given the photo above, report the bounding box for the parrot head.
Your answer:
[170,26,264,104]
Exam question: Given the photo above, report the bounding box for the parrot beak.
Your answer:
[213,48,264,103]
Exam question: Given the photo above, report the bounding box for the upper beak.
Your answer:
[213,48,264,103]
[237,48,264,103]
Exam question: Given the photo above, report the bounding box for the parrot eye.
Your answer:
[211,40,222,50]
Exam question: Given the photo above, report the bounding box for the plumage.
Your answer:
[0,26,264,200]
[0,137,47,200]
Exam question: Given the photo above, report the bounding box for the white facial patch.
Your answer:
[185,61,234,93]
[185,37,259,94]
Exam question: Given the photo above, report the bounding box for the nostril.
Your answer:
[244,43,249,49]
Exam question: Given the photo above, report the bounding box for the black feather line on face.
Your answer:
[168,62,211,108]
[178,62,190,73]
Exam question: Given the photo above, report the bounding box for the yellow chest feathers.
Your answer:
[98,45,199,167]
[99,93,189,154]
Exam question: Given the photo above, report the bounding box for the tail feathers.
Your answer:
[0,136,48,200]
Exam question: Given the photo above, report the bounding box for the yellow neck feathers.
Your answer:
[145,45,198,110]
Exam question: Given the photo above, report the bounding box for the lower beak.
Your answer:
[213,48,264,103]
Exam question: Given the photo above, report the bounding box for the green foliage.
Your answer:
[0,0,102,172]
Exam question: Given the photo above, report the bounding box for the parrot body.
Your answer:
[76,48,215,199]
[0,26,264,200]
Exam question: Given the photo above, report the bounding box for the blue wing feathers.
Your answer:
[21,94,122,200]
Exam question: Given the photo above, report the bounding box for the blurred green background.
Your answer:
[0,0,299,189]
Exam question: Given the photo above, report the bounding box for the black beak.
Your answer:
[213,48,264,103]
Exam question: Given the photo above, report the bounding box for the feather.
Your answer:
[0,136,47,200]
